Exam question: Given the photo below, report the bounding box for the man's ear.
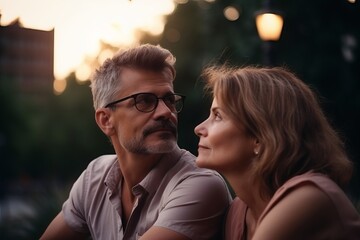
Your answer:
[95,108,115,136]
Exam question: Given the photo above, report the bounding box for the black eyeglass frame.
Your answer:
[104,92,186,113]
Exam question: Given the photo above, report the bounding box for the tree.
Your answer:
[151,0,360,199]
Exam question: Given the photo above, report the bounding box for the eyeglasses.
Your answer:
[104,92,185,113]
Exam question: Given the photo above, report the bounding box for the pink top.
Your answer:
[225,172,360,240]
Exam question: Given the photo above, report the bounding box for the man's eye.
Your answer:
[138,95,155,104]
[164,95,176,104]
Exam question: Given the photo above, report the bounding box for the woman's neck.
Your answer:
[226,172,270,221]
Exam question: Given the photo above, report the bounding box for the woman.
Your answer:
[195,65,360,239]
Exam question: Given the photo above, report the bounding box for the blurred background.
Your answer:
[0,0,359,239]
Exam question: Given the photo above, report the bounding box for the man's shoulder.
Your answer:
[87,154,117,171]
[171,149,229,192]
[81,155,118,184]
[177,149,221,176]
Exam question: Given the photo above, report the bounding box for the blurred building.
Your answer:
[0,18,54,96]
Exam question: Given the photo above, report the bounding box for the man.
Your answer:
[40,44,230,240]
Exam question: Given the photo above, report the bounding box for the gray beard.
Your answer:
[124,119,178,154]
[124,135,177,154]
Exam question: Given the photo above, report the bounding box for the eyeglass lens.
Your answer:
[135,93,183,113]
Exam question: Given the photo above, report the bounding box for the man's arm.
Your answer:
[40,212,88,240]
[140,226,191,240]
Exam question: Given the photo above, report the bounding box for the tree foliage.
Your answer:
[1,1,359,238]
[154,0,360,197]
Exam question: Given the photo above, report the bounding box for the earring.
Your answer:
[254,150,259,155]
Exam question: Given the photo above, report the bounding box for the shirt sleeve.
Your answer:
[154,172,231,240]
[62,169,90,233]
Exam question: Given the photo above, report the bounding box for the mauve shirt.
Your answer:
[224,172,360,240]
[62,147,230,240]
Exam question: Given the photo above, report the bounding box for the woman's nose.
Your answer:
[194,121,206,137]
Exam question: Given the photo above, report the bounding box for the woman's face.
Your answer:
[194,97,257,175]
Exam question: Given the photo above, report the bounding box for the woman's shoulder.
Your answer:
[255,172,360,239]
[270,172,358,217]
[253,183,345,239]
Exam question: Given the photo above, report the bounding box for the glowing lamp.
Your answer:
[255,11,283,41]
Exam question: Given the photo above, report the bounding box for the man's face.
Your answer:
[110,68,178,154]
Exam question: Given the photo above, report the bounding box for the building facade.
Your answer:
[0,19,54,95]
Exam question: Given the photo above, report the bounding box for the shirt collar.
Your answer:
[137,146,183,195]
[104,147,183,195]
[104,158,122,193]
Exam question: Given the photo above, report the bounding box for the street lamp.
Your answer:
[256,12,283,41]
[255,0,283,65]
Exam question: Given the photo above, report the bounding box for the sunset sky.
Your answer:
[0,0,178,81]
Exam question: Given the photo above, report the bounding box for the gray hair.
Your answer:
[90,44,176,110]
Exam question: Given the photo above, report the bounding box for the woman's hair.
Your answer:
[91,44,176,110]
[202,65,353,197]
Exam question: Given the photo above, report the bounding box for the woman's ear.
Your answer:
[95,108,115,136]
[254,138,261,155]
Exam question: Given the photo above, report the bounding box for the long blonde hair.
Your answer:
[202,65,353,197]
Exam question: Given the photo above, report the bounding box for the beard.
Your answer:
[124,119,178,154]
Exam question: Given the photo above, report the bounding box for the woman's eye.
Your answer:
[214,112,222,121]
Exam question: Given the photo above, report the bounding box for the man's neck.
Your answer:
[117,151,163,190]
[118,152,163,228]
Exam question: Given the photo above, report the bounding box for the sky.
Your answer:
[0,0,177,83]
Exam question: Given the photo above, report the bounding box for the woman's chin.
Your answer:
[195,157,213,170]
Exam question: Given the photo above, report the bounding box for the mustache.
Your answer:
[143,120,177,137]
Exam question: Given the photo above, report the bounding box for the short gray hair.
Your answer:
[90,44,176,110]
